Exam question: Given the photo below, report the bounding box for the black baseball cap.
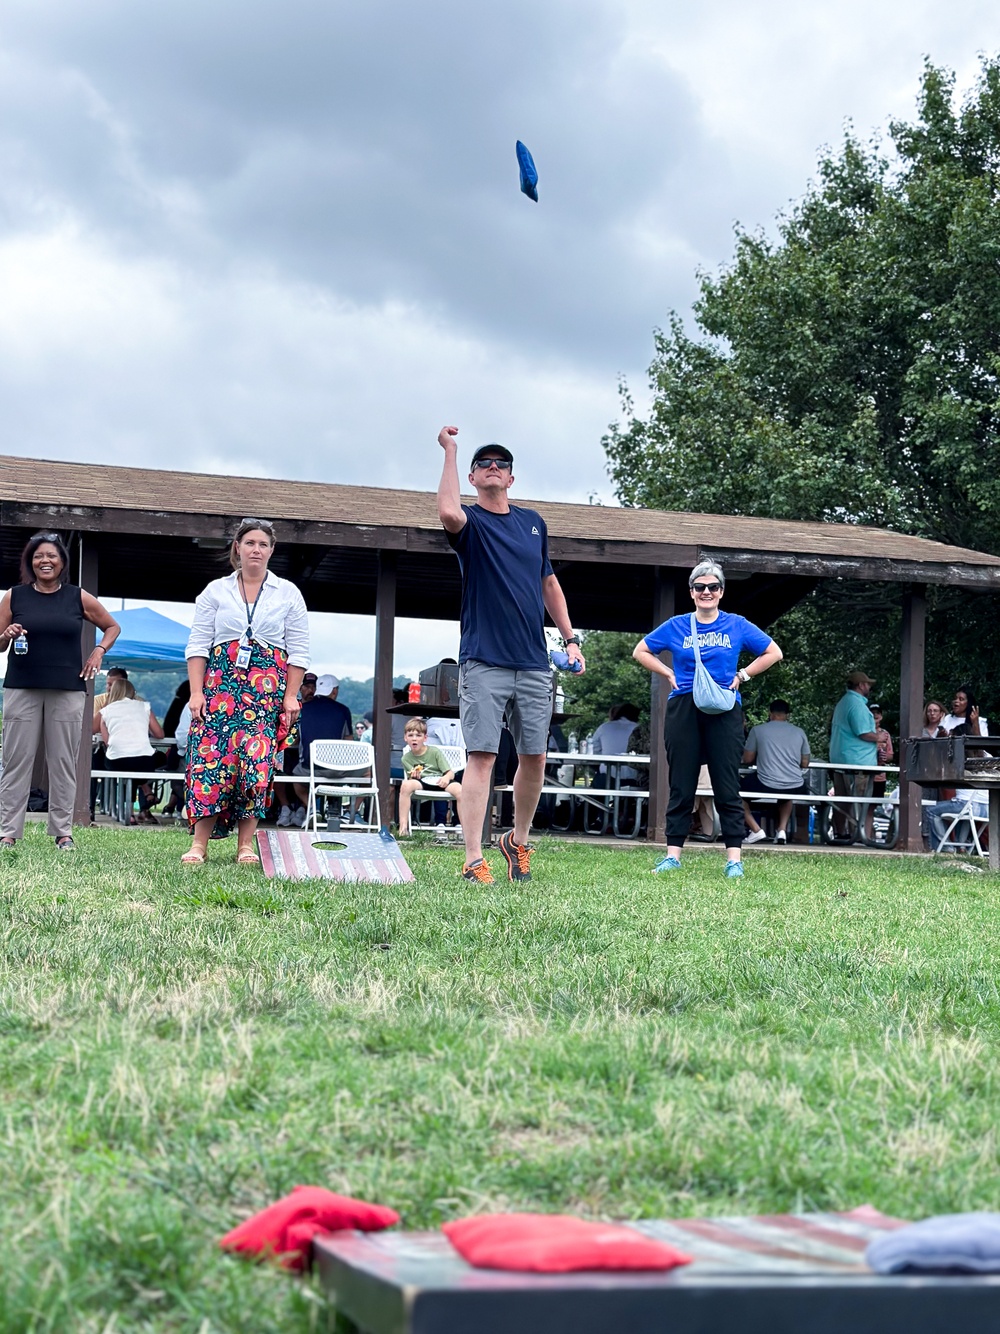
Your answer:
[470,442,514,468]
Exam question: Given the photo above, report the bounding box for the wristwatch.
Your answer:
[563,635,581,647]
[737,668,751,684]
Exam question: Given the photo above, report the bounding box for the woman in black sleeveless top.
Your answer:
[0,532,120,852]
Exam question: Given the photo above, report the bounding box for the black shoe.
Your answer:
[498,830,534,882]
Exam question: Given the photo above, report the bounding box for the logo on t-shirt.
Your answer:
[531,526,540,535]
[683,631,733,649]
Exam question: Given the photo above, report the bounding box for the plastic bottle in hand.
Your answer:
[13,629,27,656]
[550,649,583,673]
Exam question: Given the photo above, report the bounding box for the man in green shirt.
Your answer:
[829,670,879,838]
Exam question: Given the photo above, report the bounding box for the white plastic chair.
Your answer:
[307,740,379,833]
[405,744,466,828]
[935,799,989,855]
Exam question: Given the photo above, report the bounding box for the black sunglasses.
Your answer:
[692,582,722,593]
[473,458,512,471]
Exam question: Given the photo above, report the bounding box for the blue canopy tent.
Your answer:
[103,606,189,672]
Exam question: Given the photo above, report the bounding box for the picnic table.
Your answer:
[315,1211,1000,1334]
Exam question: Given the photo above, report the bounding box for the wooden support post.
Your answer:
[74,536,99,827]
[898,583,926,853]
[373,550,397,831]
[647,567,675,844]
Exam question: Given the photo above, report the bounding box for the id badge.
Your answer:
[236,641,252,669]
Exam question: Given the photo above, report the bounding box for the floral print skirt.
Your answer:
[186,640,287,833]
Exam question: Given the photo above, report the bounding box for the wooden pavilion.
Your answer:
[4,452,1000,852]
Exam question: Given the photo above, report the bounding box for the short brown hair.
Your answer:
[403,718,427,735]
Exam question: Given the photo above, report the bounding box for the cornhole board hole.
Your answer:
[255,829,414,883]
[314,1211,1000,1334]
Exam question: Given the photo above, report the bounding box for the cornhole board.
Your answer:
[314,1210,1000,1334]
[255,829,414,883]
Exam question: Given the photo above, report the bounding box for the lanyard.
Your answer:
[238,573,266,643]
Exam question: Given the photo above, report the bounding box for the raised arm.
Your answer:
[437,426,467,534]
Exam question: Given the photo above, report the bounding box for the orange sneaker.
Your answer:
[498,831,534,882]
[461,859,495,885]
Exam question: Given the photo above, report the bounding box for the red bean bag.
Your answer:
[220,1187,399,1271]
[442,1213,692,1273]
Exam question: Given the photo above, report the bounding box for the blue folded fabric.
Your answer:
[516,141,538,202]
[866,1213,1000,1273]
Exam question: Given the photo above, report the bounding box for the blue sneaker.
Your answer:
[724,860,744,878]
[653,856,682,873]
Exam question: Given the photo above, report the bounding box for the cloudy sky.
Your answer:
[3,1,999,675]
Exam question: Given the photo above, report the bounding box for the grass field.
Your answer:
[2,824,1000,1332]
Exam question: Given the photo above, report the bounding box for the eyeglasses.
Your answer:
[238,517,275,533]
[692,582,722,594]
[473,458,512,471]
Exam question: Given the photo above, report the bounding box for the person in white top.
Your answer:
[183,517,310,866]
[98,678,165,824]
[941,684,988,737]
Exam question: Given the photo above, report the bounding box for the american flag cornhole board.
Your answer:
[314,1209,1000,1334]
[255,829,414,883]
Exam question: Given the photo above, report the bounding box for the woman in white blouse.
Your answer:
[182,518,310,865]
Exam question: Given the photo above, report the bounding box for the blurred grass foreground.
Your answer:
[2,825,999,1331]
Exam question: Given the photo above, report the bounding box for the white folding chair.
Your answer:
[307,740,379,833]
[406,744,466,829]
[935,799,989,855]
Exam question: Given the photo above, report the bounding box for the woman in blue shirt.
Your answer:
[633,561,783,878]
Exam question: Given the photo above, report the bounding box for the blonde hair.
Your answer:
[229,517,276,571]
[403,718,428,736]
[106,678,136,704]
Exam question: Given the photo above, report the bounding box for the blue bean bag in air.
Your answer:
[516,140,538,201]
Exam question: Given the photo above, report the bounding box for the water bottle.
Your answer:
[13,629,27,656]
[550,650,583,673]
[808,806,815,844]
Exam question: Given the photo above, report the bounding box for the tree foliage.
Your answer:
[602,59,1000,740]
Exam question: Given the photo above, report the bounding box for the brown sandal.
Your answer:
[181,848,207,865]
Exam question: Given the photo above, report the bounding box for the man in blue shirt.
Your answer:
[292,673,353,824]
[829,670,879,838]
[437,425,585,885]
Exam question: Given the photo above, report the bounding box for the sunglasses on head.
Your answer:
[692,581,722,594]
[473,458,512,471]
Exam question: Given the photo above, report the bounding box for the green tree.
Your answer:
[604,58,1000,734]
[559,632,650,745]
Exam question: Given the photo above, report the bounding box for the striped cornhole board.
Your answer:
[314,1208,1000,1334]
[255,829,415,882]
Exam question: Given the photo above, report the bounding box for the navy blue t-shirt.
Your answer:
[446,504,554,670]
[299,696,352,758]
[643,610,772,704]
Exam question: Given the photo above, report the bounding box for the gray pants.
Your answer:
[1,688,86,839]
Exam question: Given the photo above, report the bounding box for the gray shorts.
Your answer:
[459,660,552,756]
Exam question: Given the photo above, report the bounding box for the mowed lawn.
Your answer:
[2,826,1000,1332]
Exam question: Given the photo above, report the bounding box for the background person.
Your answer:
[942,685,988,737]
[437,425,585,885]
[292,672,355,825]
[99,679,165,824]
[633,560,782,878]
[741,699,811,845]
[870,704,893,800]
[0,531,120,852]
[184,518,308,865]
[93,666,135,729]
[921,701,949,738]
[829,670,879,837]
[397,719,463,836]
